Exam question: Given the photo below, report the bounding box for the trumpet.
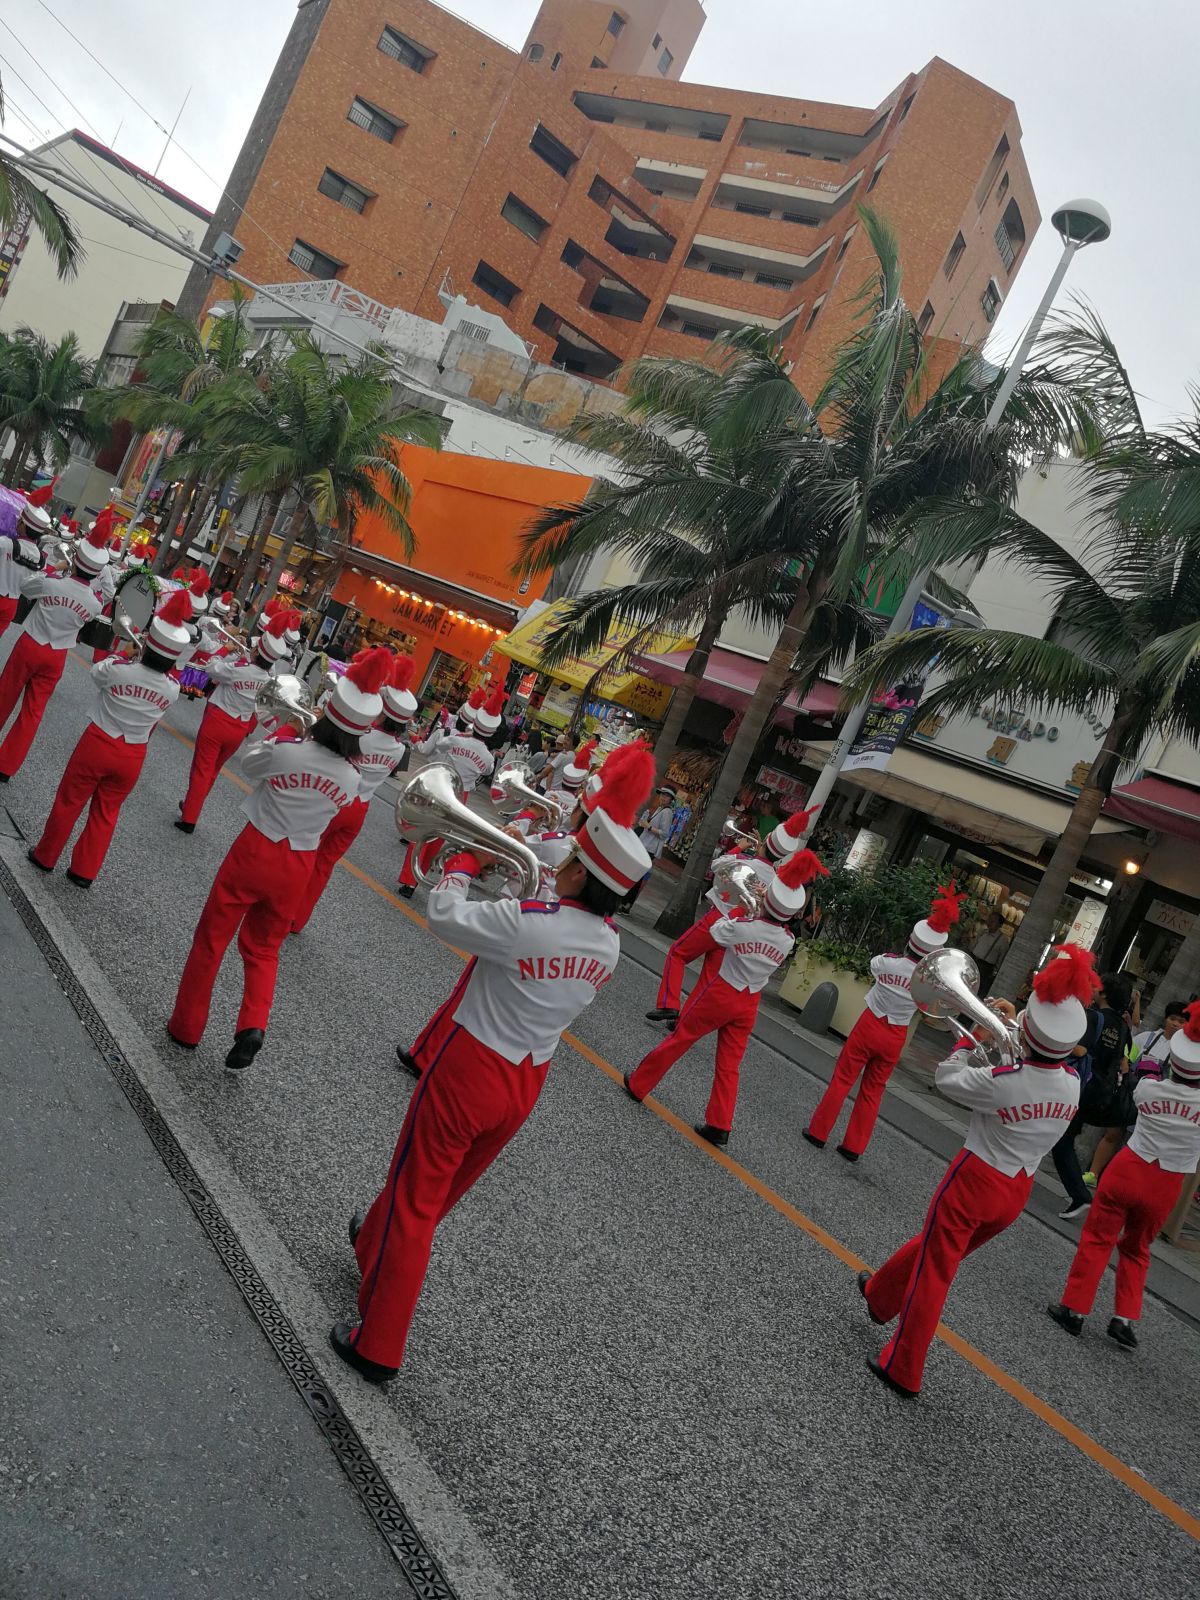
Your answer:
[712,857,767,917]
[254,673,317,735]
[201,618,246,655]
[909,948,1018,1068]
[490,760,570,828]
[395,762,541,898]
[722,815,759,852]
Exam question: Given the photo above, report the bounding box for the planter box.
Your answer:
[779,945,871,1038]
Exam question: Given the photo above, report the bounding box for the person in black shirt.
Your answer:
[1054,973,1133,1220]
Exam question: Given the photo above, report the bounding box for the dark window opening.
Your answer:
[898,92,915,122]
[560,240,585,269]
[551,52,562,70]
[943,231,966,279]
[917,301,935,335]
[378,26,432,73]
[995,199,1026,273]
[289,239,341,280]
[866,160,886,193]
[981,280,1002,323]
[996,172,1009,204]
[836,233,853,261]
[653,33,661,48]
[658,48,673,75]
[805,297,825,330]
[607,10,625,36]
[473,260,520,308]
[699,129,722,142]
[590,56,605,68]
[679,320,715,339]
[644,119,669,133]
[348,97,402,144]
[317,169,371,214]
[734,200,771,217]
[782,211,818,226]
[756,270,794,290]
[530,123,578,178]
[528,43,544,61]
[501,194,549,242]
[532,304,559,335]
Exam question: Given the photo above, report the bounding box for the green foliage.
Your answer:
[808,855,982,972]
[0,326,101,482]
[0,76,83,279]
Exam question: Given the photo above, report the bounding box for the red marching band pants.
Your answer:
[180,702,253,825]
[1062,1146,1183,1320]
[807,1006,908,1155]
[0,596,18,637]
[291,796,369,932]
[628,970,759,1132]
[399,836,443,888]
[865,1149,1032,1393]
[655,906,741,1011]
[351,1011,548,1370]
[168,824,315,1046]
[32,723,146,879]
[0,634,67,777]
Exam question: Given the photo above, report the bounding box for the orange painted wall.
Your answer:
[331,577,496,683]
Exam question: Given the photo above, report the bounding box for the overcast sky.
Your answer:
[3,0,1193,424]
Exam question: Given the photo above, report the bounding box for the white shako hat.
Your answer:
[1168,1003,1200,1082]
[148,589,195,659]
[1020,944,1100,1060]
[473,681,507,737]
[458,685,487,726]
[210,589,235,619]
[19,502,52,535]
[576,743,655,894]
[73,515,114,575]
[763,849,827,919]
[381,654,418,721]
[766,803,820,861]
[909,882,965,955]
[324,646,392,735]
[258,612,294,662]
[580,740,647,815]
[561,736,600,791]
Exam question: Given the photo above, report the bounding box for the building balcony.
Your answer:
[711,169,863,225]
[631,157,707,205]
[684,231,832,290]
[673,265,805,324]
[737,113,883,162]
[572,90,729,145]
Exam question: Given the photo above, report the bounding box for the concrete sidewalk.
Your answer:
[0,886,407,1600]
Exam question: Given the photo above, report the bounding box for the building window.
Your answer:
[917,301,934,335]
[898,92,915,122]
[699,129,722,142]
[560,240,585,269]
[473,260,520,308]
[995,200,1026,273]
[289,239,341,280]
[644,119,669,133]
[805,296,826,330]
[501,194,548,242]
[981,279,1002,323]
[782,211,817,226]
[317,169,371,214]
[590,56,605,68]
[943,231,966,279]
[530,123,577,178]
[378,26,432,73]
[551,52,562,70]
[706,261,744,279]
[347,97,402,143]
[734,200,772,217]
[836,231,854,262]
[607,11,625,36]
[866,159,887,193]
[528,43,544,61]
[996,172,1009,205]
[532,304,560,334]
[755,270,794,290]
[658,47,673,75]
[679,320,715,339]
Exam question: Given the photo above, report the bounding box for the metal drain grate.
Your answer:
[0,856,460,1600]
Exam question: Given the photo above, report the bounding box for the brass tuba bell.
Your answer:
[395,762,542,898]
[909,948,1018,1067]
[254,673,317,735]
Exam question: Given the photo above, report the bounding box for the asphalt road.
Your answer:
[2,642,1198,1600]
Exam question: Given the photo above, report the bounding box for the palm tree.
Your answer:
[533,211,1092,937]
[839,311,1200,995]
[0,327,98,485]
[198,336,443,606]
[0,78,83,279]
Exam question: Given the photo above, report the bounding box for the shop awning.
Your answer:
[633,644,840,720]
[801,740,1130,857]
[1105,774,1200,843]
[338,545,518,631]
[494,599,690,720]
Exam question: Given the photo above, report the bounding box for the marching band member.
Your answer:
[174,612,293,833]
[335,746,655,1382]
[0,500,50,638]
[0,521,111,782]
[622,850,825,1147]
[860,946,1094,1397]
[803,883,966,1161]
[396,683,500,898]
[27,591,193,885]
[546,736,598,808]
[648,804,821,1025]
[167,665,376,1071]
[1047,1001,1200,1349]
[290,651,411,933]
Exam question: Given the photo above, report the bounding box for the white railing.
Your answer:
[257,280,392,330]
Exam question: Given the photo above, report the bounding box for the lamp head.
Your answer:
[1051,199,1111,248]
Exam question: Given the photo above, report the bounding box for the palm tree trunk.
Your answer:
[258,502,310,610]
[151,472,199,570]
[994,707,1137,996]
[653,613,723,785]
[654,578,826,937]
[235,492,288,602]
[1142,914,1200,1028]
[3,433,33,486]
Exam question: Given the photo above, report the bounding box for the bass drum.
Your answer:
[79,571,163,653]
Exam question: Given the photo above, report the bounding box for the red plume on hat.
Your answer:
[158,589,194,626]
[219,590,235,606]
[781,803,820,840]
[391,655,416,692]
[263,596,288,619]
[345,645,393,696]
[466,685,487,710]
[1032,944,1102,1007]
[1181,1001,1200,1044]
[593,743,654,828]
[284,608,302,632]
[925,881,966,935]
[776,848,828,890]
[574,735,599,767]
[27,478,59,507]
[483,682,506,718]
[189,569,211,598]
[88,506,116,546]
[172,566,188,582]
[263,612,292,640]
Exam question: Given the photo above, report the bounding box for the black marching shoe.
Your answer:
[26,848,51,873]
[622,1070,644,1104]
[65,870,93,888]
[225,1028,264,1072]
[397,883,415,900]
[395,1045,422,1080]
[329,1322,398,1385]
[174,818,195,835]
[1107,1316,1138,1350]
[694,1122,729,1149]
[645,1006,679,1023]
[867,1354,918,1399]
[836,1145,860,1163]
[0,772,9,783]
[858,1269,887,1325]
[348,1207,366,1248]
[1046,1302,1085,1337]
[801,1128,826,1150]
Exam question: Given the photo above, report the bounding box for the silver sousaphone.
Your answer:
[254,674,318,734]
[712,857,767,917]
[490,759,570,829]
[909,948,1018,1068]
[396,762,542,897]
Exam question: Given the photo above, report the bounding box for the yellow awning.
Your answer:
[495,599,691,721]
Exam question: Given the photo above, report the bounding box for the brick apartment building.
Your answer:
[179,0,1039,392]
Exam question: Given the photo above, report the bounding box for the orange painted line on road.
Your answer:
[155,718,1198,1544]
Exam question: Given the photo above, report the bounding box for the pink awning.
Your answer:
[632,645,840,721]
[1105,775,1200,843]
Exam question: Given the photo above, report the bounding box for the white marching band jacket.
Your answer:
[709,916,795,994]
[1128,1076,1200,1173]
[426,863,619,1065]
[352,727,407,803]
[89,658,180,744]
[864,953,919,1026]
[239,737,360,850]
[936,1052,1082,1178]
[416,726,495,791]
[17,570,104,649]
[207,654,273,723]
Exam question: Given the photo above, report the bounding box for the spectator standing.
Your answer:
[1054,973,1133,1220]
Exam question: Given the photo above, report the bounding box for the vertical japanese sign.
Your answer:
[0,222,29,301]
[842,601,951,774]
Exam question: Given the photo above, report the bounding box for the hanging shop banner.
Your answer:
[842,601,951,775]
